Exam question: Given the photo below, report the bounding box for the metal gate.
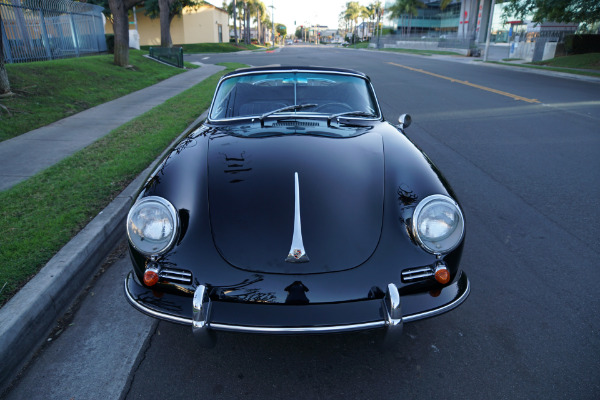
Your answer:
[1,0,107,63]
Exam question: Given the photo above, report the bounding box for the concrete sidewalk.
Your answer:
[0,63,225,191]
[0,62,225,393]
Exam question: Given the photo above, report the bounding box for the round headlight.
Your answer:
[412,194,464,255]
[126,196,179,256]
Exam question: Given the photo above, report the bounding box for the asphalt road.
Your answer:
[6,46,600,400]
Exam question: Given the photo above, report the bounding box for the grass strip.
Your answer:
[533,53,600,70]
[344,42,462,56]
[487,61,600,78]
[0,62,248,307]
[380,48,462,56]
[0,50,197,142]
[141,42,262,54]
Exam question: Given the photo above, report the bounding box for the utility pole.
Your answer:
[269,1,274,46]
[483,0,496,62]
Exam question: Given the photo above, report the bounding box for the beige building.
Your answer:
[105,3,230,46]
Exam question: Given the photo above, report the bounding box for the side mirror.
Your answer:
[398,114,412,129]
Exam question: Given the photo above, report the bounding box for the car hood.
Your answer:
[207,133,384,274]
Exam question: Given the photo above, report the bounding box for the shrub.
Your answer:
[564,34,600,55]
[105,34,115,54]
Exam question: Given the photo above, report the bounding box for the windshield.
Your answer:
[209,71,380,121]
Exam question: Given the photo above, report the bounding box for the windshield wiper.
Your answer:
[259,103,317,127]
[327,111,377,126]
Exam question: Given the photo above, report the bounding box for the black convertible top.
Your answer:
[222,65,371,81]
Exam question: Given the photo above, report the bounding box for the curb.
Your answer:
[0,111,208,392]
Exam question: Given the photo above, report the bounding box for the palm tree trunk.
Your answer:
[246,3,250,44]
[233,0,238,44]
[256,9,261,45]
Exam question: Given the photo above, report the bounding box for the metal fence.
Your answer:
[372,32,478,50]
[149,46,184,68]
[1,0,107,63]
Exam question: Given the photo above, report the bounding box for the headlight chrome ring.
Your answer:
[126,196,179,256]
[412,194,464,255]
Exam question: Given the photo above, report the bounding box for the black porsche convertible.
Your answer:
[124,66,469,344]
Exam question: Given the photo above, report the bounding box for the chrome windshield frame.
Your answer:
[207,68,384,124]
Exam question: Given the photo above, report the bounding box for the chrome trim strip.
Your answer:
[286,172,309,263]
[125,275,470,331]
[403,276,471,322]
[209,321,385,333]
[161,269,191,277]
[124,278,191,325]
[403,272,434,281]
[160,268,192,284]
[402,266,433,275]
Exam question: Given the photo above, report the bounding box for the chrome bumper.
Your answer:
[192,282,404,339]
[124,271,470,343]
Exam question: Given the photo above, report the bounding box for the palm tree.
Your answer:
[344,1,361,43]
[224,0,239,44]
[359,5,370,41]
[388,0,425,37]
[250,0,267,45]
[369,1,382,39]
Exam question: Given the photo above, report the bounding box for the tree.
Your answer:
[109,0,145,66]
[360,5,370,40]
[502,0,599,26]
[370,1,383,40]
[244,0,250,44]
[223,1,239,44]
[388,0,425,36]
[344,1,361,42]
[159,0,174,47]
[250,0,267,45]
[1,10,11,97]
[275,23,286,38]
[143,0,203,48]
[90,0,144,66]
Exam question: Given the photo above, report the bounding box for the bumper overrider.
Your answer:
[124,270,470,344]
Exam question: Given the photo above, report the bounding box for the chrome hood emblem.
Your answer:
[286,172,309,263]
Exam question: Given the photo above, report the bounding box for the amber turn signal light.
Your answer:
[144,269,160,286]
[434,266,450,284]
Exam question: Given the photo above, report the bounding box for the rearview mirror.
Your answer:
[398,114,412,129]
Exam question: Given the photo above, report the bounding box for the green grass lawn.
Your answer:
[380,48,462,56]
[345,42,370,49]
[489,53,600,78]
[0,62,247,308]
[0,50,198,142]
[343,42,462,56]
[533,52,600,70]
[141,42,262,54]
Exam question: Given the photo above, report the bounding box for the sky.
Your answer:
[268,0,375,32]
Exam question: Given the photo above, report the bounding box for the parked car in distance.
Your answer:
[124,66,470,345]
